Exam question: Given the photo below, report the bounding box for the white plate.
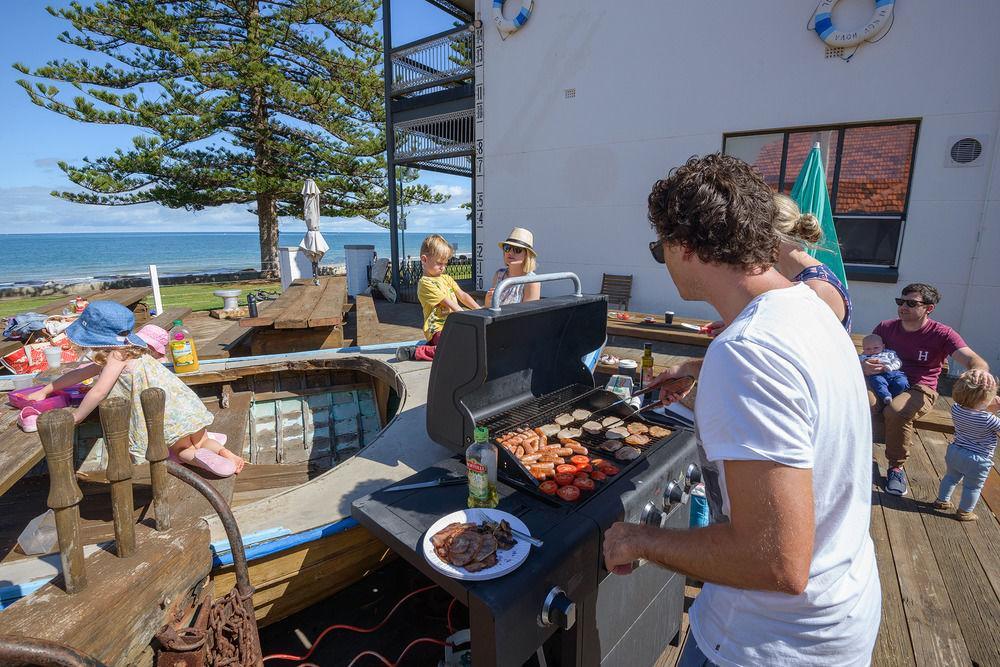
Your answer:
[422,508,532,581]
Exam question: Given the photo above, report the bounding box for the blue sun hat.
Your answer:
[65,301,148,349]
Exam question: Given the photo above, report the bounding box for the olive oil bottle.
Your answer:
[467,426,499,508]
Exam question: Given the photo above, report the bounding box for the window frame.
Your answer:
[722,118,921,277]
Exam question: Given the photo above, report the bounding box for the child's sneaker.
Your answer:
[395,345,416,362]
[18,406,42,433]
[932,499,954,511]
[956,510,978,522]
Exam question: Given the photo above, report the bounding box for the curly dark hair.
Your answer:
[901,283,940,305]
[648,154,779,271]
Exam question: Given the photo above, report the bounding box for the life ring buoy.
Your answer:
[492,0,533,39]
[813,0,894,48]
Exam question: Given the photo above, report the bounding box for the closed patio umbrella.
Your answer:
[299,179,329,285]
[790,143,848,288]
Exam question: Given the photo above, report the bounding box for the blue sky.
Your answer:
[0,1,470,235]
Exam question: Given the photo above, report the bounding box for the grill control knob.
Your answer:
[664,481,686,507]
[541,587,576,630]
[685,463,702,488]
[641,501,666,528]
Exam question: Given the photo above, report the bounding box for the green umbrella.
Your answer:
[790,142,848,288]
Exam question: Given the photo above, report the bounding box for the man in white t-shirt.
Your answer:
[603,154,880,666]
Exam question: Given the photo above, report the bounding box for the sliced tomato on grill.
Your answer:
[589,458,606,468]
[554,472,576,487]
[572,477,595,493]
[569,455,590,466]
[539,480,559,495]
[589,470,607,482]
[574,463,593,473]
[557,485,581,502]
[598,463,620,476]
[556,463,578,475]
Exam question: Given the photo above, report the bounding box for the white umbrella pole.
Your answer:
[149,264,164,315]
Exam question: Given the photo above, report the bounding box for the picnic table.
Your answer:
[0,287,153,368]
[239,276,349,356]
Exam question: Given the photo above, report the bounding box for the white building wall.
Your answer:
[478,0,1000,363]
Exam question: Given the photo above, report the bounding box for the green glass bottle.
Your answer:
[467,426,499,508]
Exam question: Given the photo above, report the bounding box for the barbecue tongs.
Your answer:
[598,375,695,416]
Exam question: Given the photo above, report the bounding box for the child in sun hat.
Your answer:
[135,323,230,447]
[26,302,244,476]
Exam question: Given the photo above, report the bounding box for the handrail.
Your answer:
[490,272,584,313]
[390,24,470,55]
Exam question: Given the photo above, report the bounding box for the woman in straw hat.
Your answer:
[485,227,541,306]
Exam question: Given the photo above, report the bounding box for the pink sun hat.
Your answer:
[135,324,170,357]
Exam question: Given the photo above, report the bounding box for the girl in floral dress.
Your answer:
[28,302,244,476]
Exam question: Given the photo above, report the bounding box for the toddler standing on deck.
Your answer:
[859,334,909,404]
[395,235,481,362]
[27,302,245,477]
[933,371,1000,521]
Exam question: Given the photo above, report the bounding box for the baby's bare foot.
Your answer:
[220,449,246,473]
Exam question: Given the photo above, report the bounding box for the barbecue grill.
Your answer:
[353,274,701,666]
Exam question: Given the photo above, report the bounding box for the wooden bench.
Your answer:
[142,306,191,333]
[354,293,381,346]
[240,277,350,356]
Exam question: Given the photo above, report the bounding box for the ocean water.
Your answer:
[0,231,472,286]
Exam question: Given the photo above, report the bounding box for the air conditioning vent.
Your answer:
[944,135,988,167]
[950,138,982,164]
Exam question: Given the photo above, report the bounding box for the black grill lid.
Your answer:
[426,274,607,453]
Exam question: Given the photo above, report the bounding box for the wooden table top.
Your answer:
[240,276,347,329]
[606,309,868,352]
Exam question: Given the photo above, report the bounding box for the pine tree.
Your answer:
[15,0,444,277]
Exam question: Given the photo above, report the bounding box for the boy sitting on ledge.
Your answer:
[396,234,480,362]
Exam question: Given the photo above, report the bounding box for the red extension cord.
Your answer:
[263,584,457,666]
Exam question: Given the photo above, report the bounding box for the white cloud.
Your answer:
[0,185,472,235]
[430,183,470,198]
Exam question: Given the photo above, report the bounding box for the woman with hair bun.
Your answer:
[772,193,852,331]
[703,194,852,337]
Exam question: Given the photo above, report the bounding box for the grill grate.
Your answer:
[477,385,677,506]
[478,384,596,435]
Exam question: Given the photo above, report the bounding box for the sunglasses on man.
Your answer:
[895,298,930,308]
[502,244,525,254]
[649,241,665,264]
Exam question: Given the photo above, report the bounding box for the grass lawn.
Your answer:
[0,280,281,318]
[140,281,281,313]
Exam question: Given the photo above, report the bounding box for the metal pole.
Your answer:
[0,636,104,667]
[382,0,401,293]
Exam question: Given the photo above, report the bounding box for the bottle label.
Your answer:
[468,459,489,500]
[170,340,197,369]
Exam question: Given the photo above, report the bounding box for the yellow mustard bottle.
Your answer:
[168,319,200,374]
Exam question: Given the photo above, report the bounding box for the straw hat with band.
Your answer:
[499,227,535,255]
[65,301,148,349]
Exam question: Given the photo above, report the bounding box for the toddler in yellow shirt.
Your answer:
[396,234,481,361]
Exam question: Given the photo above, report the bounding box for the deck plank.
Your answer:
[900,431,1000,666]
[870,488,916,667]
[872,442,971,666]
[916,428,1000,602]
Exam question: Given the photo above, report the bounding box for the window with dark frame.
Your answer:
[723,121,919,268]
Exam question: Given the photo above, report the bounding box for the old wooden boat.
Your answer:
[0,343,448,641]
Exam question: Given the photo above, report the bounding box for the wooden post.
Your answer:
[100,397,135,558]
[37,409,87,594]
[140,388,171,531]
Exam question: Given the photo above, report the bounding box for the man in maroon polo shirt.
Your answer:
[867,283,992,496]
